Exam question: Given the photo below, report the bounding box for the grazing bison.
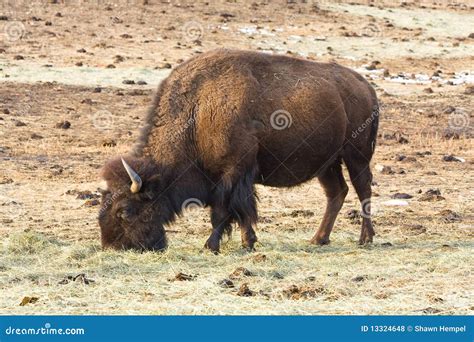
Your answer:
[99,49,379,252]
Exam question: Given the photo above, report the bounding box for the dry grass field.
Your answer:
[0,0,473,314]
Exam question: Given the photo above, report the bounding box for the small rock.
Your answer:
[253,253,267,262]
[270,271,284,279]
[443,106,456,114]
[102,139,117,147]
[169,272,196,281]
[70,190,100,200]
[420,307,442,314]
[14,55,24,60]
[218,279,235,288]
[19,296,39,306]
[418,189,445,202]
[423,87,433,94]
[237,283,255,297]
[229,267,254,279]
[439,210,462,223]
[81,98,94,105]
[402,224,426,235]
[106,64,116,69]
[397,136,409,144]
[442,155,465,162]
[122,79,135,85]
[391,193,413,199]
[30,133,43,139]
[289,209,314,218]
[375,164,394,174]
[345,209,360,220]
[55,120,71,129]
[77,48,87,53]
[83,199,100,207]
[464,85,474,95]
[352,275,368,282]
[58,273,95,285]
[136,80,147,85]
[157,62,172,69]
[14,120,26,127]
[3,108,10,114]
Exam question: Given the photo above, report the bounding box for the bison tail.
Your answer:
[368,102,380,158]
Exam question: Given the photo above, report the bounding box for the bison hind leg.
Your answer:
[343,153,375,245]
[310,160,348,245]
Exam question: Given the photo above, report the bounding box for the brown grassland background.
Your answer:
[0,0,473,314]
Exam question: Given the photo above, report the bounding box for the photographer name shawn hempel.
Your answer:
[361,325,467,333]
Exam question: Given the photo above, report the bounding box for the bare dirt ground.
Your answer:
[0,0,473,314]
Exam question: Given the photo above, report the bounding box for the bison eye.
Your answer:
[116,208,133,222]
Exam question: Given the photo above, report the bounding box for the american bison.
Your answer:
[98,49,379,252]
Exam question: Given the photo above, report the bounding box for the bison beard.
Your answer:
[98,49,379,253]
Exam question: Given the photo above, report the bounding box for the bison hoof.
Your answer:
[204,239,220,254]
[358,233,374,245]
[358,236,373,245]
[242,245,256,252]
[310,235,331,245]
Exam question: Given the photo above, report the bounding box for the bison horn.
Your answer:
[121,158,142,193]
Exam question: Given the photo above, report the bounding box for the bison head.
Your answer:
[98,157,168,251]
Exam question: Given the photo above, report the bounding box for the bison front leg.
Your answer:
[204,206,233,254]
[240,220,258,251]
